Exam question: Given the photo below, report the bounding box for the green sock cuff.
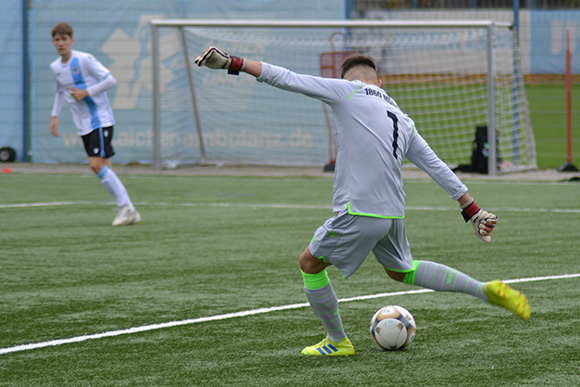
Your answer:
[403,260,420,285]
[301,269,330,290]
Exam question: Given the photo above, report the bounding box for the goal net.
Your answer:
[151,20,536,173]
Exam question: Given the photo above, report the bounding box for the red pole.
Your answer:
[566,30,573,164]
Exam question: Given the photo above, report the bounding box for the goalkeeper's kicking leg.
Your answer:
[384,263,531,320]
[379,194,530,320]
[380,192,530,320]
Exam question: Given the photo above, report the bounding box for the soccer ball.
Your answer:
[370,305,416,351]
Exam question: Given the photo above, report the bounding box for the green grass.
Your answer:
[1,173,580,386]
[527,83,580,169]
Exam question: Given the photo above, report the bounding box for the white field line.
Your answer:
[1,201,580,214]
[1,273,579,356]
[0,201,110,208]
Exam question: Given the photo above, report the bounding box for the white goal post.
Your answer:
[150,19,536,174]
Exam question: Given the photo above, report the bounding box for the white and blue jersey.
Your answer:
[50,50,115,136]
[257,63,467,218]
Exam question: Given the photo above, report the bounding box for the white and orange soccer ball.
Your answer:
[370,305,416,351]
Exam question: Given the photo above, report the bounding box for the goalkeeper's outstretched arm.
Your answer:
[195,46,347,104]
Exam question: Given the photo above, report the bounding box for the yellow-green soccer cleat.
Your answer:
[483,280,531,320]
[300,336,355,356]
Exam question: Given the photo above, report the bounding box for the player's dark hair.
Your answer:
[52,23,73,38]
[340,55,377,79]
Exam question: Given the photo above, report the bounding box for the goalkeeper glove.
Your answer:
[194,46,245,75]
[461,200,498,243]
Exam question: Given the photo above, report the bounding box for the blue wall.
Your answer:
[0,0,24,160]
[530,10,580,73]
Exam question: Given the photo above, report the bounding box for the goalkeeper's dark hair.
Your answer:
[340,55,377,79]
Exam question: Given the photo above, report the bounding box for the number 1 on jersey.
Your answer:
[387,110,399,159]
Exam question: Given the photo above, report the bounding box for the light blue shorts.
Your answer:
[309,210,414,279]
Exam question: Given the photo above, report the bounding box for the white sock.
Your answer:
[97,166,133,208]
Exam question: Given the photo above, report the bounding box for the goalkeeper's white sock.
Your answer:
[404,260,488,302]
[302,269,347,342]
[97,166,133,208]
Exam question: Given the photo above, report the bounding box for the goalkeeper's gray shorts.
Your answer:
[309,209,414,279]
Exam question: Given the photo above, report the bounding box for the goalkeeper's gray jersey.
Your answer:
[258,63,467,218]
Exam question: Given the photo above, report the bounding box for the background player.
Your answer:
[49,23,140,226]
[194,47,531,356]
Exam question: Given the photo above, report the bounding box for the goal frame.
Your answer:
[150,19,517,175]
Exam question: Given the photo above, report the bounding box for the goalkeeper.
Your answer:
[195,47,531,356]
